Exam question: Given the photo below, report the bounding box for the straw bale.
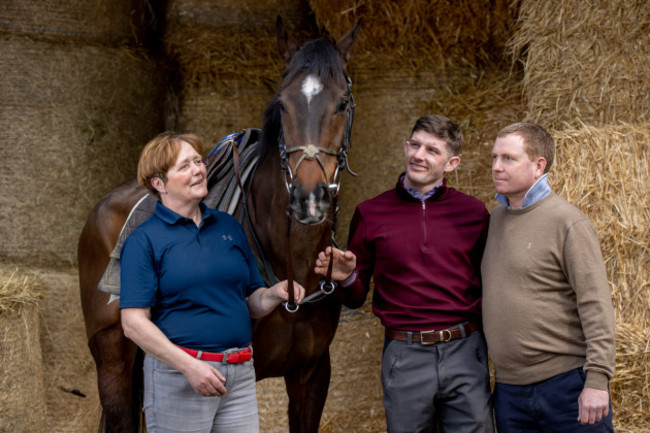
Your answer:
[256,378,290,432]
[0,263,48,433]
[178,83,272,145]
[549,123,649,326]
[0,36,164,266]
[510,0,650,129]
[38,271,102,432]
[163,0,317,93]
[337,66,525,243]
[308,0,519,70]
[611,322,650,432]
[0,0,147,46]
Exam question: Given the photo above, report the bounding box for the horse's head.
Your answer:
[273,17,360,225]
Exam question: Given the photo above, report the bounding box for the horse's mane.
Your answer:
[257,39,346,161]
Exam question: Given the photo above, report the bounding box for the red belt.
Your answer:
[386,322,480,345]
[180,346,252,363]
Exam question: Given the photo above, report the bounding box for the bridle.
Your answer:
[278,75,356,196]
[279,75,356,313]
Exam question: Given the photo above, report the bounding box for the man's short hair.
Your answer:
[496,122,555,173]
[412,115,463,156]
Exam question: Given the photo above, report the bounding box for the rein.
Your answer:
[280,76,355,313]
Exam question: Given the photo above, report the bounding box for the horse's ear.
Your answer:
[336,17,361,68]
[276,16,299,66]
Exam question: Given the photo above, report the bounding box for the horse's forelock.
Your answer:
[258,39,346,158]
[283,39,346,89]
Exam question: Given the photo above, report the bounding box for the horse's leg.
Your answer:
[284,350,332,433]
[88,324,140,433]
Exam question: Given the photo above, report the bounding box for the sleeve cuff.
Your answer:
[585,370,609,391]
[340,270,358,288]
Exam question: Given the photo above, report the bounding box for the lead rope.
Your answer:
[321,193,338,294]
[284,205,299,312]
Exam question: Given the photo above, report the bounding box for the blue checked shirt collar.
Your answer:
[496,174,552,209]
[400,174,442,201]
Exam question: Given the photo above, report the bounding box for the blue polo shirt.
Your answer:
[119,201,265,352]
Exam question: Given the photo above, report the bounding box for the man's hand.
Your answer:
[578,387,610,424]
[315,246,356,282]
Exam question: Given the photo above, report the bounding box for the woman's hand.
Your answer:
[247,280,305,317]
[269,280,305,304]
[182,358,227,397]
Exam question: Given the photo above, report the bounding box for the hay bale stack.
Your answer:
[0,0,146,44]
[0,2,165,266]
[0,263,48,432]
[38,272,101,432]
[162,0,317,142]
[611,322,650,431]
[309,0,518,70]
[510,0,650,129]
[550,124,649,326]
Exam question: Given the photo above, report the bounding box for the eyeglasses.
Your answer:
[171,158,207,173]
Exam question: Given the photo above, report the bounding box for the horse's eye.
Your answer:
[277,99,287,113]
[336,98,349,113]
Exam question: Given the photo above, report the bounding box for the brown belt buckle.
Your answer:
[420,329,452,345]
[420,329,436,345]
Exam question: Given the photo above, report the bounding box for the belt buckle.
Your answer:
[419,329,452,345]
[223,348,249,364]
[420,329,436,345]
[222,348,236,364]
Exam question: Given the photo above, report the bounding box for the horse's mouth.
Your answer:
[288,182,331,225]
[290,200,330,224]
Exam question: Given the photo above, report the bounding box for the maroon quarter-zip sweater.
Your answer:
[343,176,489,330]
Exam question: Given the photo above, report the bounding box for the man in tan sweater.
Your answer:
[481,122,616,432]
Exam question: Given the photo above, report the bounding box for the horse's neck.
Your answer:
[249,150,333,284]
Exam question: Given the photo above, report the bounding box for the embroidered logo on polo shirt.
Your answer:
[222,234,233,241]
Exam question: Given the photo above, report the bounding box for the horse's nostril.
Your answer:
[317,182,333,201]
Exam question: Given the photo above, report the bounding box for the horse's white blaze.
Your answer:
[308,192,317,217]
[301,75,323,107]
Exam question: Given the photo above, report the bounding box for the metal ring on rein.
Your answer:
[283,279,338,313]
[319,280,336,295]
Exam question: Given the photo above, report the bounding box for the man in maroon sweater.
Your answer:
[316,115,493,433]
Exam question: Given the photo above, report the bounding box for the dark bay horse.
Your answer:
[78,17,360,433]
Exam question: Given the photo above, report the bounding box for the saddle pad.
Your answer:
[97,129,261,295]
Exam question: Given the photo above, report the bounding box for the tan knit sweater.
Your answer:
[481,192,615,391]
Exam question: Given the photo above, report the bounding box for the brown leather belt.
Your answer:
[386,322,480,345]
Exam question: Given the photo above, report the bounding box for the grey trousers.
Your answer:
[382,331,495,433]
[142,353,259,433]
